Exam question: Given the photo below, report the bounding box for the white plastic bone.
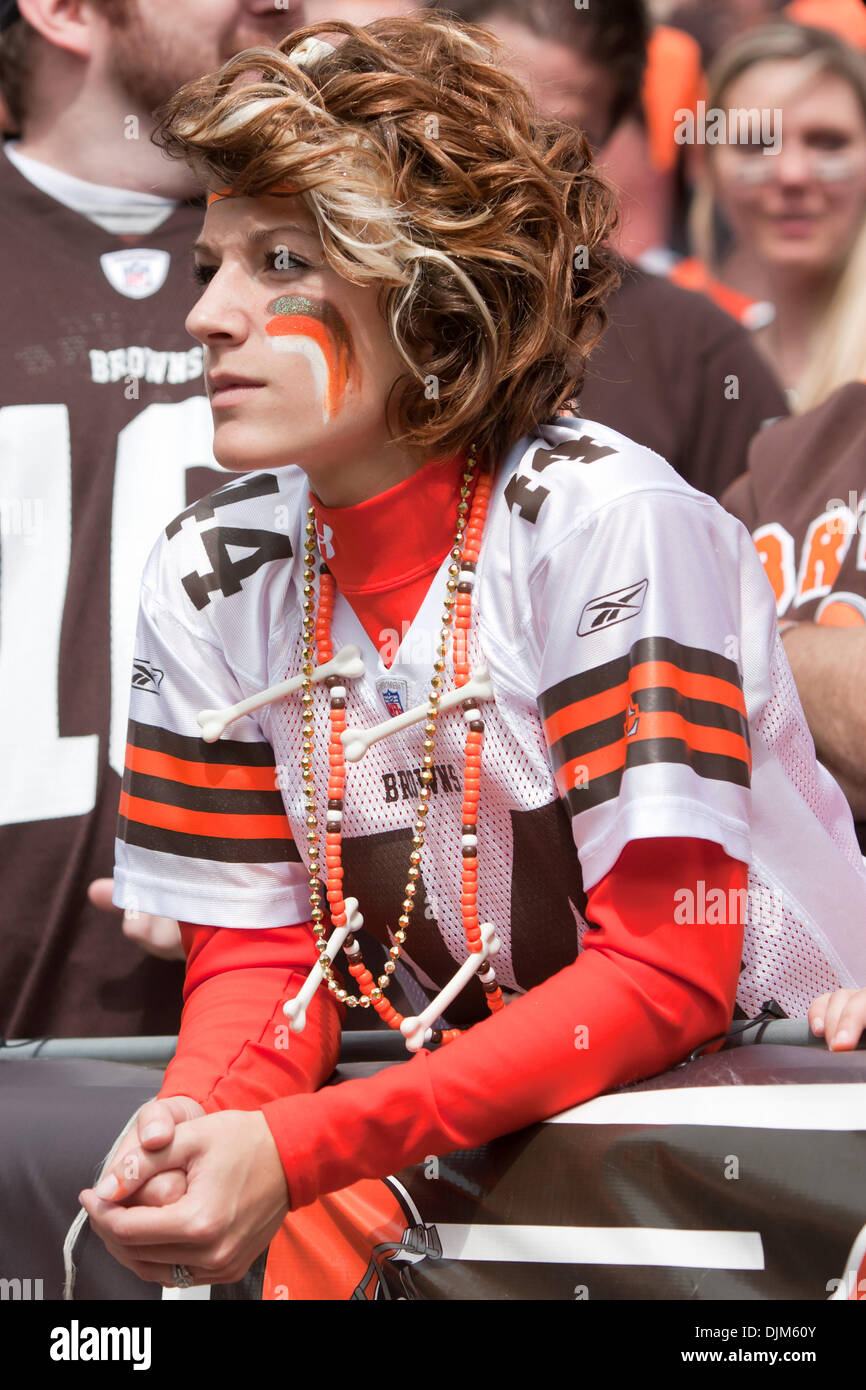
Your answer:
[196,644,364,742]
[282,897,363,1033]
[399,921,501,1053]
[342,666,494,762]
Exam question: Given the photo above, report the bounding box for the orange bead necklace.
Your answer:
[298,443,503,1046]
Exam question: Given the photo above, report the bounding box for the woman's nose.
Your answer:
[186,270,248,346]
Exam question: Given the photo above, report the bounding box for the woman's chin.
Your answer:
[211,435,297,474]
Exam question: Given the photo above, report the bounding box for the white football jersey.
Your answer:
[114,418,866,1020]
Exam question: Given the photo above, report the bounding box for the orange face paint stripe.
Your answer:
[125,743,278,791]
[265,314,350,417]
[119,790,293,840]
[265,295,354,419]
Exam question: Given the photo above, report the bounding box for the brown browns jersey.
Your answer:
[0,147,223,1036]
[580,262,789,501]
[723,380,866,851]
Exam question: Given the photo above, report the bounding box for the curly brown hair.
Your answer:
[153,14,620,469]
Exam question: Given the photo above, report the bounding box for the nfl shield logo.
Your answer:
[100,248,171,299]
[377,678,408,716]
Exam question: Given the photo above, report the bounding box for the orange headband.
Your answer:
[206,182,300,207]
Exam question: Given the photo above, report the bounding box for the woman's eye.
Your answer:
[191,252,310,287]
[266,249,309,272]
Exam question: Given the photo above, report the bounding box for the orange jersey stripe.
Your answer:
[125,742,277,792]
[119,789,293,841]
[555,712,751,798]
[544,660,747,746]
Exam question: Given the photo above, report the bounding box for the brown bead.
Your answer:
[461,560,477,573]
[462,845,478,858]
[430,1029,442,1047]
[330,697,346,710]
[325,675,340,688]
[327,799,343,810]
[462,823,477,835]
[469,720,485,733]
[482,978,500,994]
[456,582,473,594]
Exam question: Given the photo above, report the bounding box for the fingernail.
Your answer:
[812,1017,824,1035]
[834,1030,852,1048]
[141,1123,165,1142]
[94,1173,119,1200]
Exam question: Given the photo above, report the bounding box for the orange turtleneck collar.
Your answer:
[310,451,466,667]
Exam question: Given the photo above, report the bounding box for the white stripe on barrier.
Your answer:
[436,1224,764,1268]
[547,1083,866,1129]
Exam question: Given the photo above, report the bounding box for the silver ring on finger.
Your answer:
[172,1264,194,1289]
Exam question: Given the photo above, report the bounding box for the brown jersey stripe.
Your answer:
[117,815,301,865]
[555,711,750,795]
[548,688,750,772]
[127,718,277,767]
[543,657,747,747]
[122,768,287,818]
[539,636,743,727]
[119,790,293,841]
[559,739,751,814]
[125,742,279,792]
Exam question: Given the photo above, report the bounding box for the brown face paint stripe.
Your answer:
[265,296,354,416]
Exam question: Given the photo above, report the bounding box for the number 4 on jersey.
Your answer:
[167,473,294,611]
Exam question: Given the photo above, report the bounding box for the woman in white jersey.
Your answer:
[80,17,866,1290]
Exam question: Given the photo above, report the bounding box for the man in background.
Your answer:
[0,0,300,1040]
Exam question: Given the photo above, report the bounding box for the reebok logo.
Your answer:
[132,658,164,694]
[578,579,648,635]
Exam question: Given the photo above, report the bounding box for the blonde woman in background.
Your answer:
[672,21,866,410]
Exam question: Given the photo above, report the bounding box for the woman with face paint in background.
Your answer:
[74,17,866,1295]
[672,21,866,410]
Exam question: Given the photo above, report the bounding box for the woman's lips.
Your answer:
[210,383,265,407]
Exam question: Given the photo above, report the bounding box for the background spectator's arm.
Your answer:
[782,623,866,814]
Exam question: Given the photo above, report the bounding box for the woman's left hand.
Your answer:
[79,1110,290,1287]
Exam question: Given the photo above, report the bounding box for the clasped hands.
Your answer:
[79,1096,291,1288]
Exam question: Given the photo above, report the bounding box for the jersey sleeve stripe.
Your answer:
[547,690,750,771]
[543,659,747,747]
[538,637,744,727]
[127,717,278,767]
[125,742,279,791]
[117,814,301,864]
[122,768,287,817]
[554,712,751,795]
[558,740,751,815]
[118,789,293,842]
